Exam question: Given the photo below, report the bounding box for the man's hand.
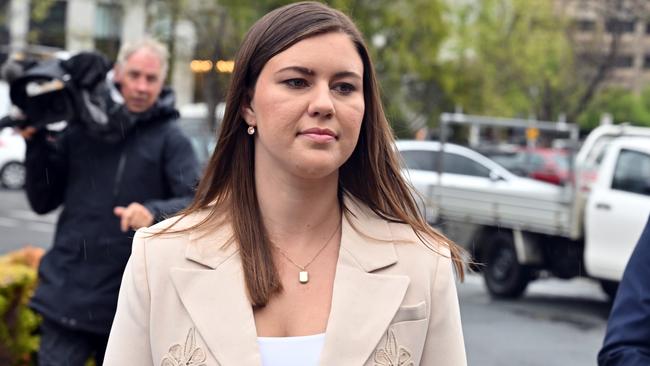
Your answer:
[17,126,38,140]
[113,203,154,232]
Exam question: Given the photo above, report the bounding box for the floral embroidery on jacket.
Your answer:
[374,328,414,366]
[161,327,207,366]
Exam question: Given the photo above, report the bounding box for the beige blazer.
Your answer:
[103,197,466,366]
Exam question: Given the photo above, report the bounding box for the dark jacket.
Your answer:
[598,215,650,366]
[25,89,200,335]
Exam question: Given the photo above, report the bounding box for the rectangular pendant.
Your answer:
[299,271,309,284]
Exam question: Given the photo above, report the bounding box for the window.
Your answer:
[576,19,596,32]
[613,55,634,68]
[0,0,8,64]
[28,1,66,48]
[442,153,491,177]
[606,19,636,33]
[401,149,492,178]
[400,150,439,172]
[553,155,569,169]
[644,55,650,69]
[611,149,650,196]
[519,153,546,170]
[94,3,123,60]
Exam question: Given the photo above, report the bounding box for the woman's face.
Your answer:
[243,32,365,181]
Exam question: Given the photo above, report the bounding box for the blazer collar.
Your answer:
[183,195,399,271]
[173,195,409,365]
[185,215,236,269]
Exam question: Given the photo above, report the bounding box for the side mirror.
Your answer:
[489,171,505,182]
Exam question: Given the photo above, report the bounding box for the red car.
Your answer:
[515,148,570,185]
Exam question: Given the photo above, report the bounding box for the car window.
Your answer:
[554,155,569,169]
[517,152,545,170]
[611,149,650,196]
[485,153,519,170]
[585,138,612,170]
[400,150,439,172]
[531,154,545,169]
[443,152,491,177]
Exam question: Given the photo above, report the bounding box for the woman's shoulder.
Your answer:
[344,194,452,260]
[133,208,234,268]
[387,220,452,262]
[133,209,215,252]
[142,210,211,234]
[389,219,450,248]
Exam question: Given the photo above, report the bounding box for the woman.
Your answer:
[104,2,467,365]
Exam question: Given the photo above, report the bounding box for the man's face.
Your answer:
[115,48,165,113]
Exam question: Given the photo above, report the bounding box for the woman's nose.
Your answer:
[307,83,335,118]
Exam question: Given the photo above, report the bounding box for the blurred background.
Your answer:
[4,0,650,135]
[2,1,650,365]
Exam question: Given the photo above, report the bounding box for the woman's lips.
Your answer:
[299,128,337,143]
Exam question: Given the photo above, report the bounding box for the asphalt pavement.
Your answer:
[0,188,57,252]
[459,274,609,366]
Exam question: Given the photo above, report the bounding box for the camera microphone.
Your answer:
[0,59,25,83]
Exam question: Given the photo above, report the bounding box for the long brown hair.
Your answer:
[174,1,465,307]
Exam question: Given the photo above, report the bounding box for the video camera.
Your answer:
[0,51,137,143]
[0,57,76,129]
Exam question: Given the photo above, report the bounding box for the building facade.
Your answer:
[1,0,194,106]
[558,0,650,93]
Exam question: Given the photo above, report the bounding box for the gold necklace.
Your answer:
[273,221,341,284]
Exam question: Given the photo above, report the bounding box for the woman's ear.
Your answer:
[241,95,256,126]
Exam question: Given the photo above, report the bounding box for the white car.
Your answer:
[395,140,562,225]
[0,127,26,189]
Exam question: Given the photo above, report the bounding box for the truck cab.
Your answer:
[585,137,650,285]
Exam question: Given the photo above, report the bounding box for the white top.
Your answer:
[257,333,325,366]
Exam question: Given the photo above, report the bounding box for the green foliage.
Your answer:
[156,0,450,136]
[30,0,57,22]
[27,0,60,46]
[577,88,650,129]
[445,0,575,121]
[330,0,450,135]
[155,0,649,135]
[0,255,41,366]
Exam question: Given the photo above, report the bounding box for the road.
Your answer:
[0,188,57,252]
[459,274,609,366]
[0,188,610,365]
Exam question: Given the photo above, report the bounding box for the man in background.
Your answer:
[21,38,199,366]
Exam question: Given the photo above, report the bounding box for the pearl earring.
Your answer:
[247,126,255,135]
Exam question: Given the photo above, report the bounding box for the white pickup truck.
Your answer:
[398,123,650,299]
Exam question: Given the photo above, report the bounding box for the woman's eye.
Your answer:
[333,83,356,94]
[284,79,308,88]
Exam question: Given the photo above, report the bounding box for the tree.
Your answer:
[149,0,292,131]
[332,0,450,137]
[152,0,451,137]
[444,0,575,121]
[578,87,650,129]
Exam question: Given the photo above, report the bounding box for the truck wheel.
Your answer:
[483,231,531,299]
[599,280,619,301]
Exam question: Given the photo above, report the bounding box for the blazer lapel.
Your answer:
[170,224,261,366]
[319,197,410,365]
